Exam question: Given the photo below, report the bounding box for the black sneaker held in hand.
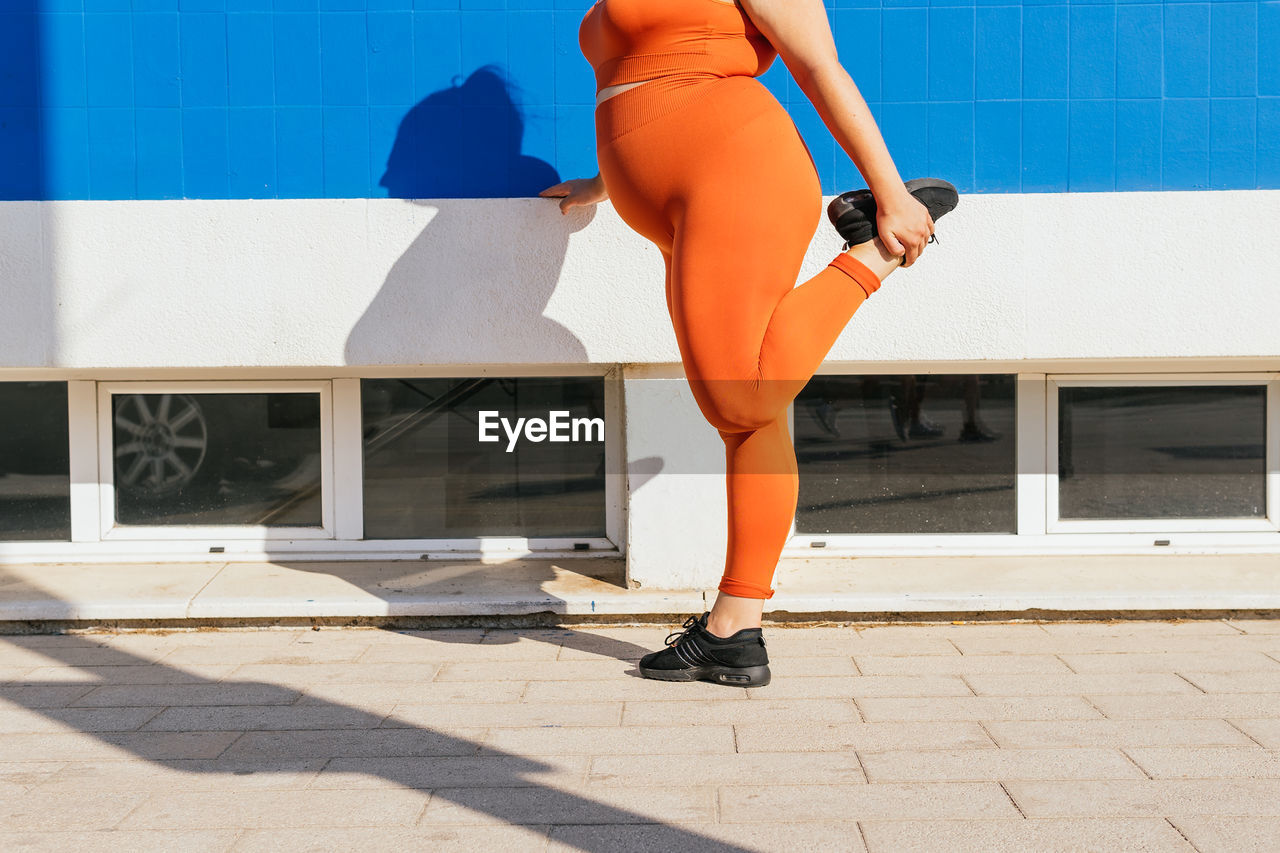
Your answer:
[638,612,771,687]
[827,177,959,251]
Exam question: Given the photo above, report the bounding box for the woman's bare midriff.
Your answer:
[596,77,663,107]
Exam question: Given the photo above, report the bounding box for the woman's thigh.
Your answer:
[665,103,823,384]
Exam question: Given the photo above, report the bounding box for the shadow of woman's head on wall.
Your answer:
[379,65,561,201]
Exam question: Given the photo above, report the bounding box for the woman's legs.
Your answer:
[702,238,906,636]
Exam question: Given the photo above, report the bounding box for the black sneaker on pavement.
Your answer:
[638,612,771,687]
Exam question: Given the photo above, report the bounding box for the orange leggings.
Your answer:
[596,73,883,600]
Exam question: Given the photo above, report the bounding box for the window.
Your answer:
[1052,379,1270,524]
[794,374,1017,534]
[361,377,607,539]
[0,381,70,541]
[98,382,331,539]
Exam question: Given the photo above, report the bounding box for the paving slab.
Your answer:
[2,621,1280,849]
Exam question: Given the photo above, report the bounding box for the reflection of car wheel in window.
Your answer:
[113,394,211,497]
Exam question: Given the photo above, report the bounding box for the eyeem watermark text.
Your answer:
[478,410,604,452]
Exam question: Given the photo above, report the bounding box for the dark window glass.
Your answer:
[795,374,1016,534]
[362,377,606,539]
[112,393,323,526]
[0,382,70,541]
[1058,385,1266,519]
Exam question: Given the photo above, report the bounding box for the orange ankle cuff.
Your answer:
[717,578,776,600]
[828,252,881,297]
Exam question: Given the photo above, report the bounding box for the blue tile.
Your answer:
[180,13,229,107]
[182,107,230,197]
[320,13,368,106]
[928,7,974,101]
[1068,99,1114,191]
[1209,98,1255,189]
[790,98,836,195]
[41,12,88,108]
[835,10,881,101]
[416,11,463,101]
[85,14,134,107]
[1211,2,1257,98]
[229,107,277,196]
[228,14,275,106]
[547,103,591,183]
[976,5,1020,101]
[369,104,404,195]
[0,15,38,108]
[1115,99,1161,190]
[135,107,184,198]
[1068,4,1114,99]
[181,0,225,11]
[88,107,135,198]
[322,106,370,196]
[1162,98,1209,189]
[460,11,504,91]
[275,106,323,195]
[0,108,40,199]
[882,8,928,102]
[42,107,90,199]
[133,14,181,108]
[1021,99,1068,192]
[927,101,974,191]
[1023,5,1068,100]
[1164,3,1210,98]
[1115,3,1161,99]
[1262,3,1280,96]
[514,103,556,195]
[508,10,554,106]
[880,102,928,182]
[274,13,322,105]
[369,12,415,106]
[975,100,1020,192]
[1258,98,1280,187]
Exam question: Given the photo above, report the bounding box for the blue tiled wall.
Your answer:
[0,1,1276,199]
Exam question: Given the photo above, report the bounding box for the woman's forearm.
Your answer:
[794,63,908,203]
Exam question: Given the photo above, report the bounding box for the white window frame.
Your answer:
[783,371,1280,555]
[1046,373,1280,534]
[344,369,623,557]
[0,369,624,563]
[96,380,335,541]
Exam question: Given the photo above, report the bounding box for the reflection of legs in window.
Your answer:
[888,374,943,441]
[959,374,1001,442]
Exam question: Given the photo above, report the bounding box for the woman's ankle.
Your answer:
[706,592,765,638]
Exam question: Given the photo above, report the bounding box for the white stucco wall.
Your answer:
[2,190,1279,371]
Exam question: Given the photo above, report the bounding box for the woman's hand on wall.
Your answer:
[540,174,609,214]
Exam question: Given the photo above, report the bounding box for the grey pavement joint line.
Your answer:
[1081,694,1110,719]
[974,720,1002,749]
[1054,652,1079,675]
[1174,671,1210,694]
[1222,718,1270,749]
[1119,747,1156,781]
[183,563,232,620]
[1164,816,1203,853]
[957,673,979,697]
[998,780,1028,819]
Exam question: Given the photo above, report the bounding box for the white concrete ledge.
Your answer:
[1,554,1278,624]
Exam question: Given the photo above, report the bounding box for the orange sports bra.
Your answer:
[578,0,778,95]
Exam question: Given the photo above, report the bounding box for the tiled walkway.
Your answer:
[1,619,1279,851]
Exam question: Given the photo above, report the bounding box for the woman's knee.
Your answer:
[699,391,781,433]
